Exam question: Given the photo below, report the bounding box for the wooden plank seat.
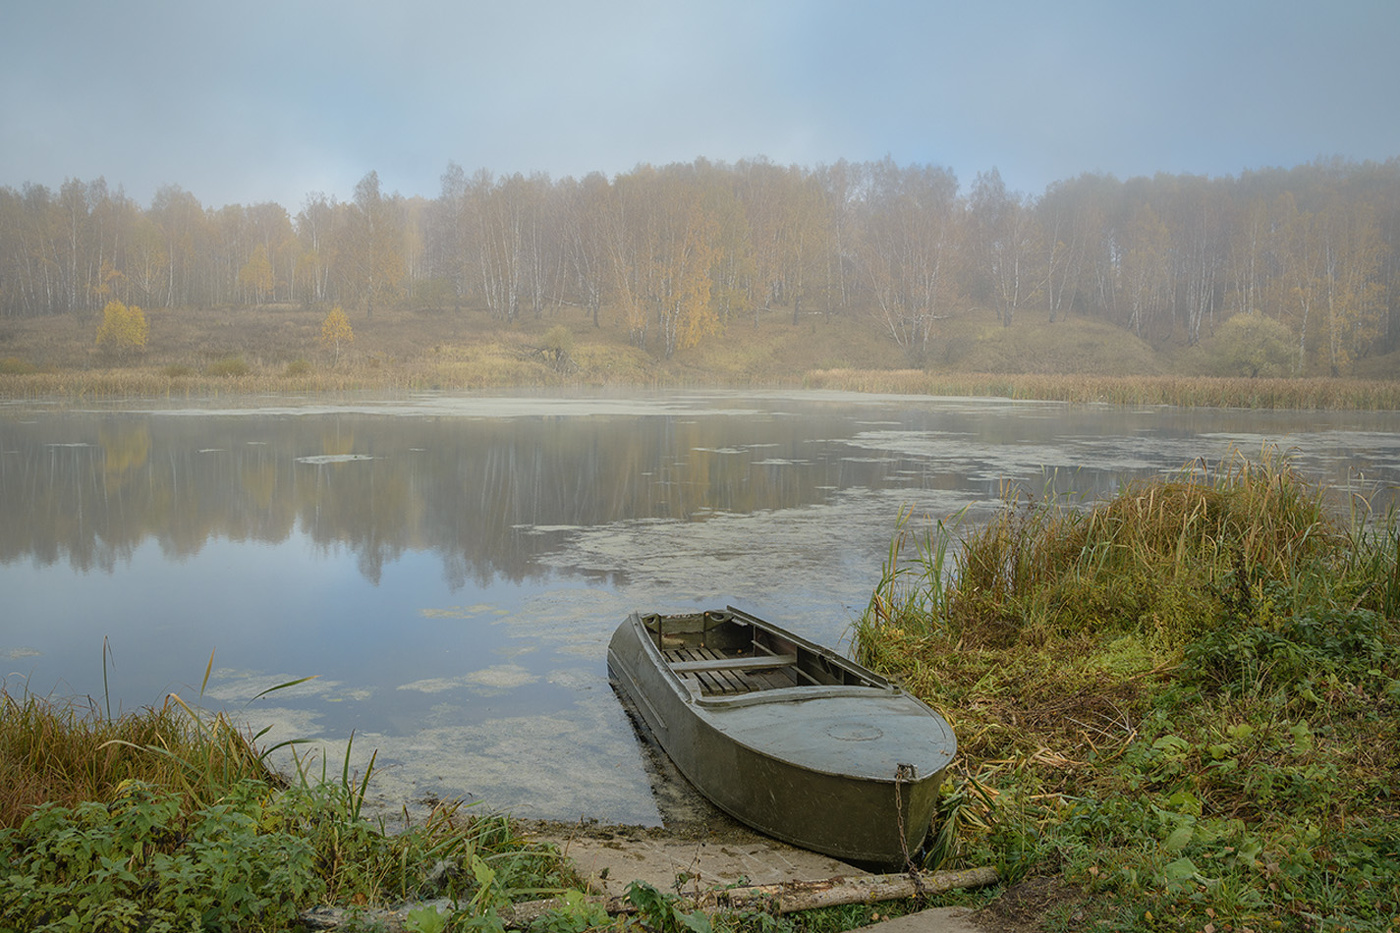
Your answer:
[668,654,798,673]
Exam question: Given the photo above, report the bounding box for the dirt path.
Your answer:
[523,818,865,898]
[518,816,1079,933]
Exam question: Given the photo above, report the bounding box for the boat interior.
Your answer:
[639,610,881,698]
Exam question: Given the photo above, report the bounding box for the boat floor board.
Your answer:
[666,646,771,697]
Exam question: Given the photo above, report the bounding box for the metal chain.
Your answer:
[894,764,927,898]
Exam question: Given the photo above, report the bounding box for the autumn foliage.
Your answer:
[94,300,148,355]
[6,158,1399,375]
[319,305,354,364]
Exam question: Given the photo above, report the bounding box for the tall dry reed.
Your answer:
[805,369,1400,410]
[858,448,1395,654]
[0,690,278,829]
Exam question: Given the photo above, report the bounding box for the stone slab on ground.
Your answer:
[530,831,864,898]
[861,906,982,933]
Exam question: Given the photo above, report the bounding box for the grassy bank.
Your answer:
[855,451,1400,931]
[0,677,575,932]
[0,679,905,933]
[0,303,892,400]
[3,304,1398,408]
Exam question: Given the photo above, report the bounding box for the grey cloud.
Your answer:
[2,0,1397,208]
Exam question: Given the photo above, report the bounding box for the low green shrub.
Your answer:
[1186,601,1398,696]
[0,780,321,932]
[206,355,250,377]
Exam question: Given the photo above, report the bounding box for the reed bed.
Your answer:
[805,368,1400,410]
[0,340,664,399]
[947,449,1359,648]
[11,362,1400,409]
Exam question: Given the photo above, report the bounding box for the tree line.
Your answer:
[1,155,1397,373]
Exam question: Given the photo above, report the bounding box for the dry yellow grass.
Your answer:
[803,369,1400,410]
[0,688,276,829]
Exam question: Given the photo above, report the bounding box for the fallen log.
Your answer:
[300,866,1000,930]
[712,866,1000,913]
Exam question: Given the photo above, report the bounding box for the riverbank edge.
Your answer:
[4,369,1400,411]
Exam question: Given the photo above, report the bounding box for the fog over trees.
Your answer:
[2,156,1397,374]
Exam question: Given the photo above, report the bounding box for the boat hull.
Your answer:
[607,609,956,867]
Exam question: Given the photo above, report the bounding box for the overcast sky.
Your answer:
[3,0,1397,211]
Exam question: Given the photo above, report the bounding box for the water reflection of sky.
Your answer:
[3,390,1400,824]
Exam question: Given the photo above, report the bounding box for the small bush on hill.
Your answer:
[1206,313,1296,378]
[95,301,149,357]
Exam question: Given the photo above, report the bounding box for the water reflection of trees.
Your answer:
[0,412,923,586]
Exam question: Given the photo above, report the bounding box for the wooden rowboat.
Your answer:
[607,607,957,867]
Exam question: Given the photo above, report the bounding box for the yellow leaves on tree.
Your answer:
[95,300,149,356]
[609,167,725,358]
[319,305,354,364]
[657,202,720,358]
[238,243,275,304]
[89,260,125,306]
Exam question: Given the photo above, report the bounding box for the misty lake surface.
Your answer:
[4,389,1399,825]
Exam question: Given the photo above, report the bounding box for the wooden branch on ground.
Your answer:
[712,866,1000,913]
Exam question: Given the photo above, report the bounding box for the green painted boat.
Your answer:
[607,607,957,867]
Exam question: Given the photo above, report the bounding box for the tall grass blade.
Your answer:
[352,749,378,823]
[200,648,215,697]
[251,675,318,700]
[102,636,113,723]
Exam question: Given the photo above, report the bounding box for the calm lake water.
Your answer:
[3,390,1399,824]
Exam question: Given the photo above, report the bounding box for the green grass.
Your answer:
[855,450,1400,931]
